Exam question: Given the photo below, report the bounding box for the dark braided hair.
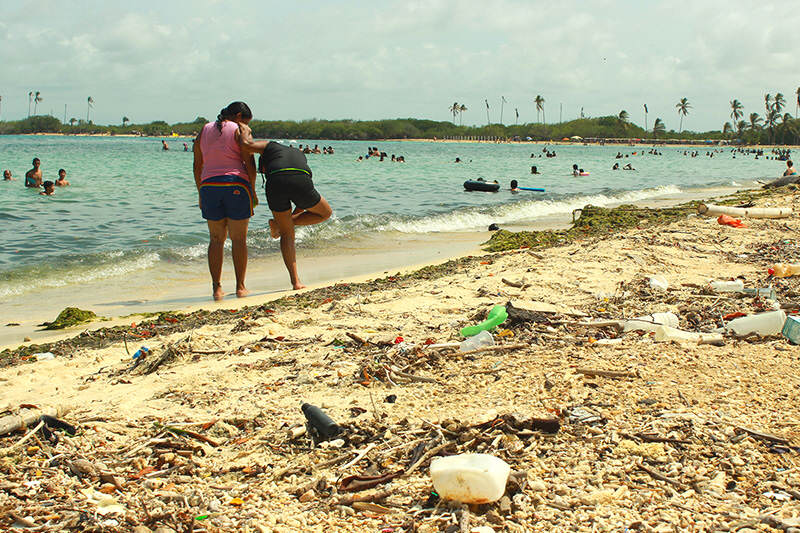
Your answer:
[215,101,253,132]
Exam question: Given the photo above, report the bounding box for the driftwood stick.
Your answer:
[576,368,638,379]
[735,426,791,445]
[0,420,45,457]
[339,443,377,471]
[390,368,438,384]
[346,332,367,345]
[405,440,455,476]
[501,278,524,288]
[636,462,684,489]
[0,406,69,437]
[335,489,392,506]
[452,343,527,357]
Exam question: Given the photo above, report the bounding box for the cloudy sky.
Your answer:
[1,0,798,131]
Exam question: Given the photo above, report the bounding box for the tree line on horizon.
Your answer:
[1,94,800,144]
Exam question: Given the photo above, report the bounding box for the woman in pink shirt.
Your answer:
[193,101,257,301]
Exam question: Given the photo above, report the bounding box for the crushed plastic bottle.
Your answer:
[459,330,494,352]
[460,305,508,337]
[709,280,744,292]
[654,326,724,344]
[725,310,787,336]
[782,316,800,344]
[622,312,679,332]
[769,264,800,278]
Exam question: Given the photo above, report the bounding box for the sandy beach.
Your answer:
[1,185,800,532]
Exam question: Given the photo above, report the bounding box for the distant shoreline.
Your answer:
[7,132,800,149]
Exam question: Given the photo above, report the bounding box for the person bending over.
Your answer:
[25,158,42,188]
[193,101,257,301]
[239,129,332,290]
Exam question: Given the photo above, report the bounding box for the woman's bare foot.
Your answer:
[268,219,280,239]
[213,284,224,301]
[292,282,306,290]
[236,287,250,298]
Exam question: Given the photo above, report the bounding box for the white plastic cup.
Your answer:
[709,280,744,292]
[459,330,494,352]
[725,310,787,336]
[430,453,511,504]
[622,312,679,332]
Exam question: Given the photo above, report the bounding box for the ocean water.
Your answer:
[0,135,780,300]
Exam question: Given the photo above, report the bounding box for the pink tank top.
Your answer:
[199,121,248,181]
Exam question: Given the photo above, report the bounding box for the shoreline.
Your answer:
[6,132,800,149]
[0,180,775,354]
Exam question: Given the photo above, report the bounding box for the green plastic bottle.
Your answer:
[460,305,508,337]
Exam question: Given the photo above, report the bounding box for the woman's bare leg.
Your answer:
[207,219,228,301]
[269,197,332,238]
[227,218,250,297]
[272,210,304,289]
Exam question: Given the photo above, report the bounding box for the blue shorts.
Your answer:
[199,175,253,221]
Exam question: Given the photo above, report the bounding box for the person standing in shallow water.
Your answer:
[193,101,257,301]
[238,128,332,290]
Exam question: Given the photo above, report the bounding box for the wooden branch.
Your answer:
[698,203,792,219]
[454,343,527,356]
[0,421,45,457]
[404,440,455,476]
[339,443,377,471]
[636,462,684,489]
[735,426,791,445]
[346,332,367,345]
[576,368,637,379]
[0,406,69,437]
[335,489,391,506]
[501,278,524,288]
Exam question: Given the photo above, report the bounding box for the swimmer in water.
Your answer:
[572,164,580,176]
[3,170,13,181]
[39,180,55,195]
[612,162,620,170]
[55,169,70,186]
[162,140,169,151]
[784,159,797,176]
[25,158,42,188]
[531,165,539,174]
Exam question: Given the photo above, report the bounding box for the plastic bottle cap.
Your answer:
[768,268,775,275]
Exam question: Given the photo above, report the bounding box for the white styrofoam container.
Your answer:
[430,453,510,504]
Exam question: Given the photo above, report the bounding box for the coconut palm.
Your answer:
[643,104,648,131]
[33,91,42,115]
[730,99,743,125]
[458,104,467,126]
[449,102,459,123]
[774,93,786,114]
[748,112,763,130]
[87,96,94,123]
[675,97,691,133]
[27,91,33,117]
[122,116,129,127]
[764,93,773,114]
[500,96,507,124]
[736,120,747,136]
[653,117,665,137]
[765,108,780,144]
[69,118,77,126]
[618,110,629,123]
[723,122,733,137]
[534,95,545,123]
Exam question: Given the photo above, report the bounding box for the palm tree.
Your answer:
[534,95,545,123]
[765,108,780,144]
[643,104,648,132]
[764,93,773,115]
[500,96,507,124]
[87,96,94,123]
[774,93,786,114]
[675,97,691,133]
[653,117,665,137]
[449,102,459,123]
[122,116,129,127]
[458,104,467,126]
[736,120,747,137]
[730,99,743,126]
[28,91,33,117]
[69,118,77,126]
[618,110,629,123]
[723,122,733,137]
[748,112,763,131]
[33,91,42,115]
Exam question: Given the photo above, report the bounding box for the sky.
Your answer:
[1,0,799,132]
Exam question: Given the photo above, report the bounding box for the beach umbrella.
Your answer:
[570,135,582,140]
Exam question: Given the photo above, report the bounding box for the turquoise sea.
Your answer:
[0,135,782,305]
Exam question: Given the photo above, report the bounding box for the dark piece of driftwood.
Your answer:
[501,278,525,289]
[735,426,791,445]
[0,406,69,437]
[636,462,684,489]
